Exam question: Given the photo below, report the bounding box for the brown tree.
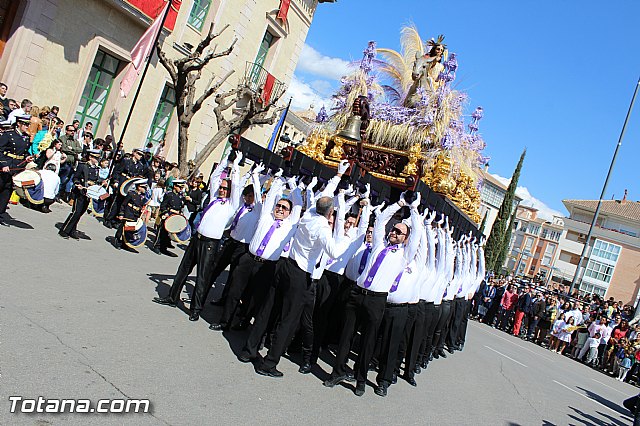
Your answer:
[157,23,284,175]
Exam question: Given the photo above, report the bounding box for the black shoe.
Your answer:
[345,371,356,383]
[458,343,464,351]
[414,365,421,375]
[103,221,112,229]
[237,351,253,363]
[446,346,455,354]
[189,311,200,322]
[354,382,365,397]
[58,231,69,239]
[255,366,283,378]
[404,375,417,387]
[429,352,434,362]
[391,373,397,384]
[421,360,428,369]
[42,206,51,213]
[151,247,161,255]
[323,375,346,387]
[374,383,388,397]
[152,296,176,307]
[436,349,447,359]
[298,363,312,374]
[209,323,227,331]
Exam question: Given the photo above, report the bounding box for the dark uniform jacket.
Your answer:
[119,192,147,222]
[0,129,30,174]
[160,190,185,217]
[113,158,148,186]
[72,162,101,190]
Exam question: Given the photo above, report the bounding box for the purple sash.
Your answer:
[256,219,282,257]
[363,244,399,288]
[358,243,372,274]
[230,203,252,231]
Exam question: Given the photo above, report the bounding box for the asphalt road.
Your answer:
[0,203,637,425]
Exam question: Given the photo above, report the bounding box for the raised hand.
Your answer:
[232,151,243,167]
[410,192,421,209]
[253,162,265,175]
[373,201,386,216]
[274,168,283,178]
[337,159,350,175]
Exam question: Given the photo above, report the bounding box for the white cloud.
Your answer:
[491,173,563,221]
[285,75,335,112]
[295,44,351,80]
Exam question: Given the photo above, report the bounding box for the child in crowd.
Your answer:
[572,326,589,360]
[585,332,601,366]
[619,349,633,381]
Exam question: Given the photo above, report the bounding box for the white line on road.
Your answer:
[471,322,554,361]
[553,380,630,417]
[591,378,631,396]
[484,345,528,367]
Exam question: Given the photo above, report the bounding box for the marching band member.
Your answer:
[113,178,149,250]
[58,149,102,239]
[152,179,186,256]
[0,115,32,221]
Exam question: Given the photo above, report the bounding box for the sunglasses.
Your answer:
[390,227,406,236]
[275,203,290,211]
[219,186,230,191]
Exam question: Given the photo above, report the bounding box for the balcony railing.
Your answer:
[244,62,286,105]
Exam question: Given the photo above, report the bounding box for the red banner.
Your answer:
[261,73,276,105]
[276,0,291,23]
[124,0,181,31]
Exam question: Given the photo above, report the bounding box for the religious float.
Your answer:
[295,26,488,228]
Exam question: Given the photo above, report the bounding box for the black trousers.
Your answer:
[60,191,89,235]
[104,192,124,224]
[396,301,425,378]
[166,234,220,309]
[153,218,171,250]
[0,171,14,214]
[458,299,471,346]
[497,308,514,330]
[434,299,453,351]
[330,286,387,384]
[301,270,344,365]
[376,304,408,386]
[219,253,276,326]
[419,301,440,362]
[208,238,248,300]
[526,315,539,339]
[245,257,315,370]
[447,297,465,348]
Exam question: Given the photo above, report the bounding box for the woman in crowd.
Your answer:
[42,139,66,175]
[549,312,566,353]
[478,281,496,321]
[28,105,42,140]
[554,315,575,354]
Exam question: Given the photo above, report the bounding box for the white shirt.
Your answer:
[356,202,420,293]
[565,309,584,326]
[432,227,455,304]
[6,107,26,124]
[149,185,164,207]
[289,209,353,280]
[418,223,438,301]
[387,225,426,304]
[229,172,263,243]
[39,169,60,199]
[249,178,302,261]
[196,157,239,239]
[326,199,372,275]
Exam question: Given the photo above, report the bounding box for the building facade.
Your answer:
[0,0,321,170]
[554,199,640,305]
[477,168,522,237]
[504,205,563,282]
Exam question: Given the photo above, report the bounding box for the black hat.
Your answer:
[132,148,144,155]
[88,149,102,158]
[15,115,31,125]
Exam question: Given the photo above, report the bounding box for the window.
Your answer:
[524,236,533,251]
[146,85,176,146]
[188,0,212,31]
[249,31,275,85]
[541,255,552,267]
[75,50,121,128]
[528,224,540,235]
[545,243,556,256]
[584,259,615,284]
[480,184,504,208]
[579,281,606,297]
[591,239,621,263]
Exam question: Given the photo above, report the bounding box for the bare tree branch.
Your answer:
[193,69,235,114]
[156,45,177,82]
[186,38,237,72]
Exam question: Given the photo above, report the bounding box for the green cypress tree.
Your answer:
[478,211,488,235]
[484,149,526,272]
[494,208,517,274]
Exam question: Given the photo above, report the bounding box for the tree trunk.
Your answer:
[192,122,234,173]
[177,123,190,176]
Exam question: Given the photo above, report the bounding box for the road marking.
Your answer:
[553,380,629,417]
[484,345,528,367]
[472,322,553,361]
[591,378,630,396]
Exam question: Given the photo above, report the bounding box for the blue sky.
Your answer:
[287,0,640,219]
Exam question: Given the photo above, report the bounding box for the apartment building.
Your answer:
[477,168,522,237]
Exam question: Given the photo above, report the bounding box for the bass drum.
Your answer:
[123,218,147,249]
[13,170,44,204]
[165,214,191,243]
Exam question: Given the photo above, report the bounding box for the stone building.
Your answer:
[0,0,323,169]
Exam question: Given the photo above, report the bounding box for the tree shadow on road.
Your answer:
[567,406,629,426]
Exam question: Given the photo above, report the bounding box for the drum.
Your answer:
[123,218,147,249]
[165,214,191,243]
[12,170,44,204]
[120,177,139,196]
[164,214,188,233]
[86,184,108,201]
[91,198,107,217]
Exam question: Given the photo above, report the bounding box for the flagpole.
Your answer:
[271,98,292,152]
[113,0,172,159]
